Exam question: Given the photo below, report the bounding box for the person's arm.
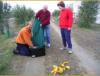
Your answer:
[35,10,41,19]
[36,10,42,26]
[67,9,73,30]
[42,11,50,25]
[22,31,34,48]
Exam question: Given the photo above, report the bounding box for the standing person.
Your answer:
[15,21,36,56]
[57,1,73,54]
[36,5,51,48]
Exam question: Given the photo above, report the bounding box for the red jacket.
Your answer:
[59,8,73,29]
[36,9,50,26]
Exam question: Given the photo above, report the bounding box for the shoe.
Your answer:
[68,51,73,54]
[68,49,73,54]
[13,49,19,55]
[32,55,36,58]
[60,47,67,50]
[47,44,51,48]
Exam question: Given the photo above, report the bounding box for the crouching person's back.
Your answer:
[13,20,46,57]
[14,21,35,56]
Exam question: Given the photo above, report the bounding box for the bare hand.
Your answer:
[68,27,71,30]
[33,46,37,49]
[40,24,42,27]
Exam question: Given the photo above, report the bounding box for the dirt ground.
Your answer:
[45,23,88,75]
[3,18,100,76]
[6,22,87,76]
[72,25,100,65]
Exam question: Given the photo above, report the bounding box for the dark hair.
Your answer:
[57,1,65,7]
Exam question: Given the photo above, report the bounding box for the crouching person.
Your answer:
[14,21,36,56]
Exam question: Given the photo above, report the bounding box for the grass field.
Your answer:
[0,35,16,74]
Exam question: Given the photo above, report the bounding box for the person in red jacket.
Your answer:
[36,5,51,48]
[57,1,73,54]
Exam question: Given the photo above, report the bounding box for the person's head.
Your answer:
[27,21,32,29]
[43,5,48,11]
[57,1,65,10]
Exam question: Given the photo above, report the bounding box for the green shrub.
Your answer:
[0,35,15,74]
[12,5,35,25]
[77,0,98,28]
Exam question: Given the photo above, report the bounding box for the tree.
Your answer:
[0,1,11,36]
[0,0,3,21]
[0,1,4,34]
[3,3,11,37]
[52,10,59,22]
[13,5,35,25]
[52,10,59,17]
[77,0,98,28]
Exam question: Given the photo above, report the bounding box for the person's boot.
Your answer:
[13,49,19,55]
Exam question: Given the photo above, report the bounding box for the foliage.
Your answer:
[77,0,98,28]
[0,1,4,34]
[52,10,59,17]
[0,1,11,37]
[52,10,59,23]
[12,5,35,25]
[0,35,15,74]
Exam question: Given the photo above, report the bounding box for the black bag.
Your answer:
[30,46,46,57]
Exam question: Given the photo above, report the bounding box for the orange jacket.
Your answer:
[16,26,33,47]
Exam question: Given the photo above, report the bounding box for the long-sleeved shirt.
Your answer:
[16,26,33,47]
[36,9,50,26]
[59,8,73,29]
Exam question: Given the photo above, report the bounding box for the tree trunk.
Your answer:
[4,18,10,37]
[0,23,4,34]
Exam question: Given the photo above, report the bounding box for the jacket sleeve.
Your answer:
[42,12,50,25]
[22,31,33,47]
[35,10,41,19]
[67,9,73,28]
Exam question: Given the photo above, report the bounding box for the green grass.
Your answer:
[0,35,16,74]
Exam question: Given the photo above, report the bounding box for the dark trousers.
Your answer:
[16,43,45,57]
[16,43,31,56]
[60,28,72,49]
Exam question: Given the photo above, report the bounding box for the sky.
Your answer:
[3,1,100,23]
[3,1,81,13]
[3,0,100,23]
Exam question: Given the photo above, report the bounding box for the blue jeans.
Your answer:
[60,28,72,49]
[42,25,51,44]
[16,43,31,56]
